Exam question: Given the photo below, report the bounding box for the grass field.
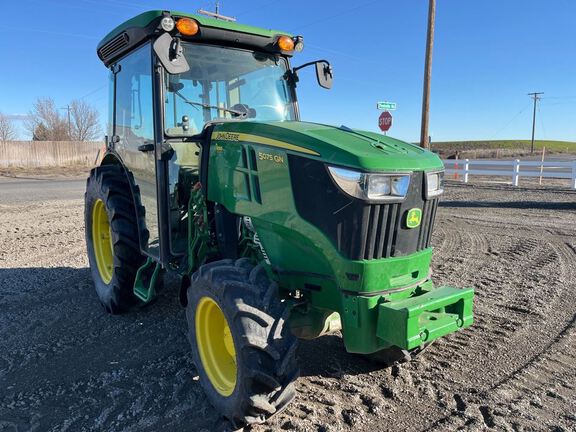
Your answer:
[431,140,576,154]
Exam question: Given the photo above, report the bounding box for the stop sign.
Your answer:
[378,111,393,132]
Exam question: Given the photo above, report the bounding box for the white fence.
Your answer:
[442,159,576,189]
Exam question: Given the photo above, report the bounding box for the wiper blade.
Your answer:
[173,89,247,118]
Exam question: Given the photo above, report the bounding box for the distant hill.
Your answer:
[430,140,576,158]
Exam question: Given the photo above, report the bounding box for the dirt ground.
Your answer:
[0,176,575,432]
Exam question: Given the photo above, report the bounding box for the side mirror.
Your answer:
[315,61,333,89]
[153,33,190,74]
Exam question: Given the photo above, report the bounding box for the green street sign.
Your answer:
[377,101,397,111]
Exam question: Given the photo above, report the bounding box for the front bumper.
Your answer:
[377,286,474,350]
[339,284,474,354]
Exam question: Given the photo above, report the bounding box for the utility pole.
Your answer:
[528,92,543,154]
[420,0,436,149]
[61,105,71,139]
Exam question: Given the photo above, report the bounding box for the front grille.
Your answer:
[289,156,439,261]
[355,203,401,259]
[417,198,439,251]
[351,198,438,260]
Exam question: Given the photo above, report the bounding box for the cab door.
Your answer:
[112,43,160,258]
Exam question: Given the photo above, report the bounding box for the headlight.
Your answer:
[426,170,444,198]
[327,166,411,202]
[160,16,175,32]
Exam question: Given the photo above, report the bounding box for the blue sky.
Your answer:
[0,0,574,142]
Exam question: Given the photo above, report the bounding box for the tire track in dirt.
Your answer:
[420,187,576,431]
[1,179,575,431]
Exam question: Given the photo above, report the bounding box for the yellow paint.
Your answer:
[92,199,114,284]
[258,151,285,164]
[212,131,320,156]
[195,296,237,396]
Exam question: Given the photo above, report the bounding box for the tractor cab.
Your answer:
[96,11,330,264]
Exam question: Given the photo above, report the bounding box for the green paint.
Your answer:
[377,286,475,350]
[211,121,444,172]
[188,185,217,274]
[206,121,473,353]
[98,10,291,52]
[133,257,162,303]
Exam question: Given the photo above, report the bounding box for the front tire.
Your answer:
[186,259,299,429]
[85,165,145,313]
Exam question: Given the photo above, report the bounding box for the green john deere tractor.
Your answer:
[85,10,474,428]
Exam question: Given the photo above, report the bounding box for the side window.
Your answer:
[112,43,160,257]
[114,44,154,162]
[164,74,205,135]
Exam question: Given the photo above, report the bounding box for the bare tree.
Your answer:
[32,123,50,141]
[0,112,18,142]
[25,97,70,141]
[70,99,101,141]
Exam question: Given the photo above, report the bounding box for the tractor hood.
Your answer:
[211,121,443,172]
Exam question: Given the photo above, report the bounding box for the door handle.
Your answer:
[137,143,155,152]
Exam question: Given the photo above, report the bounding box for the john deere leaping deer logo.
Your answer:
[406,208,422,229]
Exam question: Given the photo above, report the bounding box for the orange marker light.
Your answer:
[277,35,294,51]
[176,18,199,36]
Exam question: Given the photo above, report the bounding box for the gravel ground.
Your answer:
[0,176,575,432]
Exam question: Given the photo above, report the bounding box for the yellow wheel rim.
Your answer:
[92,199,114,284]
[195,296,237,396]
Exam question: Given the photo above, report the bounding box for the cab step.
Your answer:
[133,257,162,303]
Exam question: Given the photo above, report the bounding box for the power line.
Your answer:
[79,0,151,9]
[540,101,576,107]
[489,102,531,139]
[537,104,547,139]
[0,25,98,40]
[305,43,381,65]
[236,0,282,17]
[540,95,576,100]
[78,85,107,101]
[292,0,381,31]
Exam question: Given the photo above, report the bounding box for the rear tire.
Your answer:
[85,165,146,313]
[186,258,299,429]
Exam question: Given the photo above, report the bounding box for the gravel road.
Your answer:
[1,175,575,432]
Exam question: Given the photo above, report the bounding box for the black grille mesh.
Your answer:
[289,156,439,261]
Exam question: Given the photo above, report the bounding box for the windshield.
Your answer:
[163,43,296,136]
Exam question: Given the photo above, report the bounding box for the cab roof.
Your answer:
[97,10,294,67]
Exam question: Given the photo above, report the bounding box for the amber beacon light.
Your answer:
[277,35,294,51]
[176,18,200,36]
